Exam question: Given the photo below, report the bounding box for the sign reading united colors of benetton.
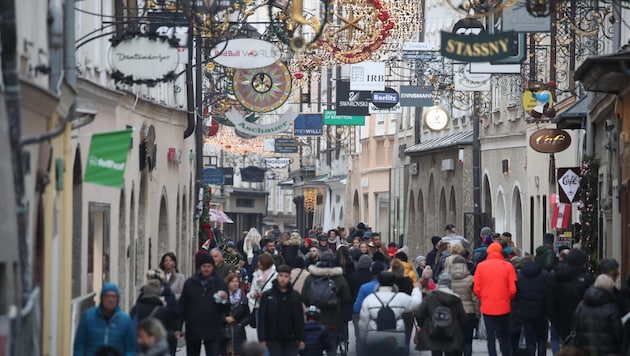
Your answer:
[109,34,180,84]
[210,39,281,69]
[440,31,517,62]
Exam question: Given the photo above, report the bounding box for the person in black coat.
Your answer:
[572,274,624,355]
[509,258,550,356]
[258,264,306,356]
[223,273,251,356]
[426,236,441,269]
[549,249,595,340]
[131,279,178,355]
[178,254,229,356]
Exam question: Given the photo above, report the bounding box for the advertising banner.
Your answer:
[84,129,133,188]
[323,110,365,125]
[294,113,324,136]
[400,86,434,107]
[336,80,370,116]
[350,61,386,91]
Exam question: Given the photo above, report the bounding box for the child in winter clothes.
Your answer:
[300,306,329,356]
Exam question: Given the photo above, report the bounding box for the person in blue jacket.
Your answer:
[73,283,137,356]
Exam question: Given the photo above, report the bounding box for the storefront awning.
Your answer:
[405,131,473,156]
[554,94,591,130]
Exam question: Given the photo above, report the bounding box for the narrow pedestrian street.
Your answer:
[174,326,550,355]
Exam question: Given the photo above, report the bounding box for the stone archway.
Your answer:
[158,192,169,259]
[417,190,425,246]
[511,187,523,248]
[408,190,416,248]
[496,189,507,233]
[439,187,447,229]
[449,186,457,226]
[353,190,360,224]
[428,174,436,225]
[483,175,492,216]
[72,146,83,298]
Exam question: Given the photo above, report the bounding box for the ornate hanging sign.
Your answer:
[529,128,572,153]
[440,31,517,62]
[319,0,395,64]
[109,33,179,85]
[225,109,295,136]
[262,157,293,168]
[232,61,292,113]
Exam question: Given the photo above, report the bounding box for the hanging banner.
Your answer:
[400,86,434,107]
[202,168,225,185]
[225,109,294,136]
[84,129,133,189]
[552,202,571,229]
[336,80,370,116]
[440,31,517,63]
[323,110,365,125]
[350,61,386,91]
[294,113,324,136]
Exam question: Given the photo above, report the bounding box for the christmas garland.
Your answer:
[199,185,213,243]
[577,155,599,274]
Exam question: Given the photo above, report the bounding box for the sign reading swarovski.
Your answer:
[109,34,180,84]
[336,80,370,116]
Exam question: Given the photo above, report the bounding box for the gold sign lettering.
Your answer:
[529,129,572,154]
[535,134,566,145]
[444,38,511,58]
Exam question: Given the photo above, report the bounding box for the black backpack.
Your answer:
[307,276,338,308]
[429,305,454,339]
[374,293,397,331]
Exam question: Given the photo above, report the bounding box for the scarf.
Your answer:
[229,288,243,305]
[256,267,274,289]
[328,236,341,245]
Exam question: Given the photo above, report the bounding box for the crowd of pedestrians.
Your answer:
[73,222,630,356]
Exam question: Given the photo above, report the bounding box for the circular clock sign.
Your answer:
[423,106,450,131]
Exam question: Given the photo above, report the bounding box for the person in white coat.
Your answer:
[359,271,422,355]
[247,254,277,327]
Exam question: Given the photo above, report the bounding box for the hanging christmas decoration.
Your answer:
[577,156,599,274]
[267,0,332,52]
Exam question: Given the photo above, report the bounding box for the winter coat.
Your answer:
[512,260,549,322]
[415,287,467,352]
[131,296,177,335]
[301,320,329,356]
[572,286,624,355]
[178,272,229,341]
[348,269,373,302]
[224,290,250,354]
[549,266,594,339]
[302,265,352,327]
[138,338,170,356]
[426,248,438,269]
[258,280,306,343]
[473,251,517,316]
[433,251,451,280]
[73,284,137,356]
[290,268,310,296]
[164,271,185,300]
[136,284,180,323]
[535,245,555,272]
[446,256,479,316]
[354,279,379,314]
[358,286,422,340]
[282,237,302,268]
[247,265,277,310]
[441,233,470,248]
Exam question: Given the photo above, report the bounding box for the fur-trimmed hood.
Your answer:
[283,237,302,246]
[307,265,344,277]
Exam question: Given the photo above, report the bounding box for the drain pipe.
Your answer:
[183,0,195,139]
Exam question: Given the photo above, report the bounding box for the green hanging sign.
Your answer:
[84,129,133,188]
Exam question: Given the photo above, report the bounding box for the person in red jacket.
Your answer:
[473,242,517,356]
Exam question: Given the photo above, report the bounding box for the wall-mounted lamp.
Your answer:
[458,146,464,163]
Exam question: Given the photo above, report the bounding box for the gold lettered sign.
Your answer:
[529,128,572,154]
[440,31,517,62]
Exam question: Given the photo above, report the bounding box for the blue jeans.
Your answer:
[550,323,560,355]
[186,339,221,356]
[483,313,512,356]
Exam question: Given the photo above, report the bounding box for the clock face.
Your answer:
[423,106,450,131]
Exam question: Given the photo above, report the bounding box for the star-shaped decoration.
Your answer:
[335,7,365,43]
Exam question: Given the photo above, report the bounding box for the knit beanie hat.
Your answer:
[567,248,587,267]
[198,253,215,267]
[480,227,493,237]
[487,242,503,255]
[421,265,433,280]
[357,254,373,269]
[438,273,452,288]
[371,261,385,276]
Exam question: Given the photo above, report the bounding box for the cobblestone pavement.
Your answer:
[175,324,554,355]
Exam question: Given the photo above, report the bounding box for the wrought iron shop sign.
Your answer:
[440,31,517,62]
[529,129,572,153]
[109,33,179,85]
[262,157,293,169]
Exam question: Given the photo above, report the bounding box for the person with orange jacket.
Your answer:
[473,242,517,356]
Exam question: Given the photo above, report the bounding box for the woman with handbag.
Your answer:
[247,254,277,329]
[223,273,251,356]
